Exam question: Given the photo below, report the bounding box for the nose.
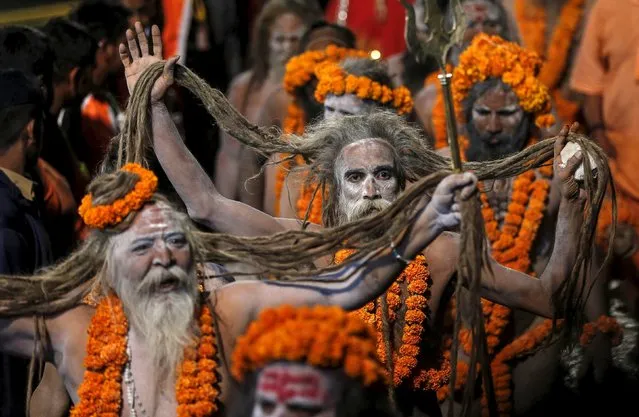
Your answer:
[363,177,380,200]
[152,241,175,267]
[486,113,502,134]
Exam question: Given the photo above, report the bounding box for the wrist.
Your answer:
[151,100,168,111]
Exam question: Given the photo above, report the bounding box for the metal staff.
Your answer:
[399,2,498,416]
[400,0,466,171]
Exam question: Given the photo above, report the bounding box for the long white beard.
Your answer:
[340,198,392,224]
[115,266,199,383]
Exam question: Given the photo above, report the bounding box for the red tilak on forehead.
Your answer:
[259,369,325,403]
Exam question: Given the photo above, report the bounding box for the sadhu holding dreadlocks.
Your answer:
[110,23,618,416]
[0,124,478,417]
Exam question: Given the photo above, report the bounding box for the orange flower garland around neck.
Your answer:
[314,61,414,115]
[78,163,158,229]
[231,305,388,387]
[71,295,219,417]
[334,250,451,391]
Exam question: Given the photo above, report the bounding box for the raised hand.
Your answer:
[118,22,179,103]
[554,123,587,202]
[425,172,478,231]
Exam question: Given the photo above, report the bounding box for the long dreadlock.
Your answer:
[116,61,614,408]
[0,61,615,415]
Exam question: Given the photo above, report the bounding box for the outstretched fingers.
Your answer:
[136,22,149,56]
[119,43,131,67]
[151,25,162,58]
[126,28,141,60]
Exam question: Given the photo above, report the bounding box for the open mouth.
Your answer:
[157,277,181,293]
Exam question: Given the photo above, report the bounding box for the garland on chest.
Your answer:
[335,250,451,391]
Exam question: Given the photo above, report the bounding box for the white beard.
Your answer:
[339,198,392,224]
[115,266,199,383]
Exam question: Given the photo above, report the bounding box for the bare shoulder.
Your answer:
[259,87,291,126]
[47,305,94,349]
[227,70,254,102]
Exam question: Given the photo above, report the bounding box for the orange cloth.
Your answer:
[571,0,639,202]
[35,158,87,250]
[81,94,119,175]
[325,0,407,58]
[162,0,192,60]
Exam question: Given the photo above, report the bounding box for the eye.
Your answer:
[497,110,517,117]
[325,106,335,113]
[131,243,151,255]
[167,235,187,247]
[346,172,363,182]
[377,170,392,180]
[259,399,276,415]
[474,108,490,116]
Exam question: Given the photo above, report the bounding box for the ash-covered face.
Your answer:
[462,0,505,45]
[466,83,531,162]
[252,363,338,417]
[323,93,377,120]
[269,13,307,72]
[110,203,194,292]
[109,203,198,381]
[336,138,400,224]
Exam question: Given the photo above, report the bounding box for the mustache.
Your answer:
[475,131,513,145]
[347,199,392,221]
[136,266,191,294]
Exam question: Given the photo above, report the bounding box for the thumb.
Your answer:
[163,56,180,83]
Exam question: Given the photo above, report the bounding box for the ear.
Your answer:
[24,120,36,148]
[69,67,81,95]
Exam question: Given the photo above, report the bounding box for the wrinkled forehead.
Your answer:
[112,203,185,247]
[336,138,396,171]
[464,0,502,20]
[474,83,520,109]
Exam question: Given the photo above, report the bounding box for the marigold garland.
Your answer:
[78,163,158,230]
[335,250,450,391]
[71,295,219,417]
[283,45,370,96]
[515,0,586,92]
[436,139,554,416]
[314,61,413,115]
[452,34,555,130]
[296,183,324,225]
[231,305,388,387]
[579,315,623,347]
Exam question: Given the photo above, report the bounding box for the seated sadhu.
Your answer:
[228,305,393,417]
[0,160,478,416]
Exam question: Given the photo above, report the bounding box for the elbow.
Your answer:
[186,201,217,230]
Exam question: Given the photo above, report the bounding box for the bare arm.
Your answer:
[216,173,478,316]
[214,74,248,200]
[120,23,286,236]
[478,197,584,318]
[479,128,590,317]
